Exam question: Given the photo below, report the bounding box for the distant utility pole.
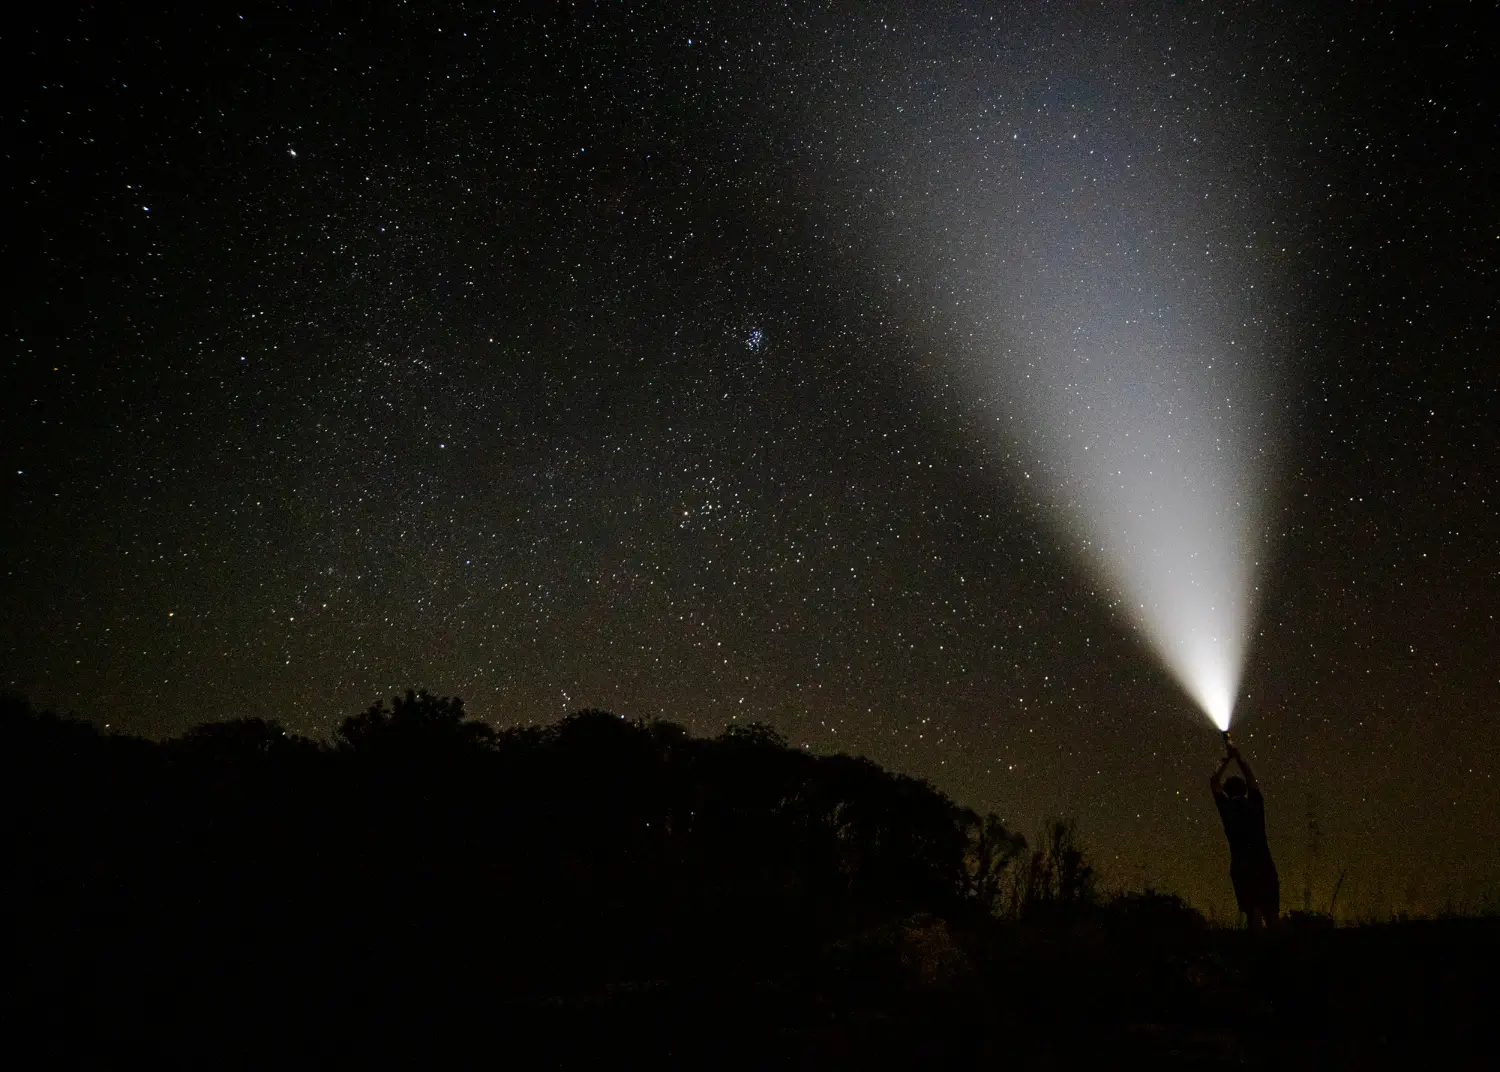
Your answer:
[1329,868,1347,920]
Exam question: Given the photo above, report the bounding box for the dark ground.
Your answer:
[18,913,1496,1067]
[550,919,1496,1069]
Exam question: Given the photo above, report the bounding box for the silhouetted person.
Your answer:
[1210,743,1279,931]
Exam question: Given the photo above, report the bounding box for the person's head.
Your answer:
[1223,775,1248,798]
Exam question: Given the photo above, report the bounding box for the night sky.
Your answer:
[6,2,1495,916]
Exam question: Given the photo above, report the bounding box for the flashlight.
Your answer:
[1222,729,1233,752]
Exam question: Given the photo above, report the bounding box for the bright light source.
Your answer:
[1173,622,1240,732]
[1061,410,1258,734]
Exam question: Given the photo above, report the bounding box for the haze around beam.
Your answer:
[807,4,1300,729]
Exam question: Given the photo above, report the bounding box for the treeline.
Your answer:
[8,691,1107,1053]
[8,689,1096,946]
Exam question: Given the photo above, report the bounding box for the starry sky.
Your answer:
[5,2,1496,916]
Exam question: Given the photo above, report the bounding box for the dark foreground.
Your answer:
[18,910,1496,1067]
[532,918,1495,1069]
[10,697,1494,1067]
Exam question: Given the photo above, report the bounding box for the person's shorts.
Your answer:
[1231,860,1280,913]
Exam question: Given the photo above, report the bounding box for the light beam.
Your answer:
[808,4,1298,729]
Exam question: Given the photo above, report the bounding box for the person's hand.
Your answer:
[1226,744,1241,760]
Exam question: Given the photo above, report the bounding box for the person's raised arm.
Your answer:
[1210,753,1233,796]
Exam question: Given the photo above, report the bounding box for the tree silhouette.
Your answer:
[962,810,1028,915]
[1013,818,1098,918]
[335,689,494,753]
[173,717,318,761]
